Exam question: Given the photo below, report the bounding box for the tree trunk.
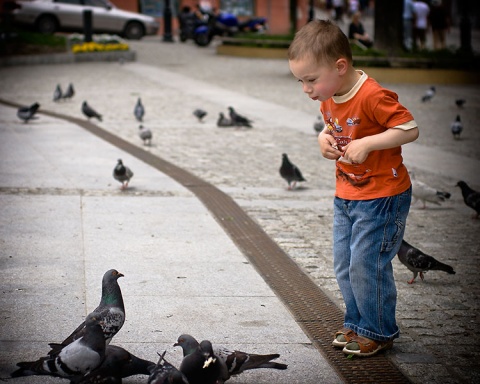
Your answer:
[374,0,404,55]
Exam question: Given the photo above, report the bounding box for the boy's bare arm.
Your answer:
[342,127,419,164]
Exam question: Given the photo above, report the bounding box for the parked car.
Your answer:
[12,0,159,40]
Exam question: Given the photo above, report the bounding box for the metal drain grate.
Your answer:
[2,100,412,384]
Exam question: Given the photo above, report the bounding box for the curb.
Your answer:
[0,49,136,67]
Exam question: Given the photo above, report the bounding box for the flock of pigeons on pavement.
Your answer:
[10,82,480,382]
[11,269,287,383]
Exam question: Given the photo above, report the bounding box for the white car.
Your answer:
[12,0,160,39]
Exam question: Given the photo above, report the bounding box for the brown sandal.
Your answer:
[342,334,393,357]
[332,328,357,348]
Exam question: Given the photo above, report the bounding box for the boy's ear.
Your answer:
[335,58,348,75]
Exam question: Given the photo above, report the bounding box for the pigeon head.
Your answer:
[199,340,215,360]
[104,269,124,282]
[85,312,105,329]
[174,334,199,356]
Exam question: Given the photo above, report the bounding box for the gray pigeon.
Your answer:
[410,173,451,208]
[451,114,462,140]
[193,109,207,123]
[216,112,233,127]
[53,84,63,102]
[71,345,155,384]
[179,340,221,384]
[175,334,287,383]
[17,102,40,123]
[148,351,189,384]
[12,312,106,379]
[139,125,153,146]
[48,269,125,356]
[63,83,75,100]
[228,106,253,128]
[397,239,456,284]
[134,97,145,122]
[457,180,480,219]
[313,115,324,134]
[82,101,103,121]
[421,86,436,102]
[113,159,134,190]
[279,153,306,190]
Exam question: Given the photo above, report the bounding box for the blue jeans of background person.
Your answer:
[333,187,411,342]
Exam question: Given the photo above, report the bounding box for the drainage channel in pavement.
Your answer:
[1,99,412,384]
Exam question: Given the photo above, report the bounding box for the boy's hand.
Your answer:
[318,131,343,160]
[342,139,369,164]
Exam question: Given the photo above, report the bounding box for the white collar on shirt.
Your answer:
[332,70,368,103]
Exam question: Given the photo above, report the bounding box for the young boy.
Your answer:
[288,20,419,357]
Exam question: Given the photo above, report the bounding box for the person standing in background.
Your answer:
[403,0,415,51]
[429,0,450,50]
[413,0,430,50]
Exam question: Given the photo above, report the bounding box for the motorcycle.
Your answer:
[178,7,267,47]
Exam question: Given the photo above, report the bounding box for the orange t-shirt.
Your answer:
[320,72,415,200]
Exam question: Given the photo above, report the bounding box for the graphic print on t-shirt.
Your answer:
[325,116,372,186]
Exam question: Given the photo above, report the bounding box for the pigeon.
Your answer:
[175,334,287,383]
[279,153,306,190]
[134,97,145,122]
[216,112,233,127]
[451,114,463,140]
[12,312,106,379]
[421,86,436,102]
[17,102,40,123]
[410,173,451,208]
[228,106,253,128]
[179,339,221,384]
[148,351,189,384]
[53,84,63,102]
[63,83,75,100]
[455,98,466,108]
[71,345,155,384]
[113,159,134,190]
[193,108,207,123]
[48,269,125,356]
[313,115,324,134]
[82,101,103,121]
[456,180,480,219]
[397,239,456,284]
[139,125,153,146]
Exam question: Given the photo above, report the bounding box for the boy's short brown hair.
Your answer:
[288,19,352,65]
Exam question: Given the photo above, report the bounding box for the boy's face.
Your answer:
[289,57,341,102]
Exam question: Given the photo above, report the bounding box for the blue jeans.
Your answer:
[333,187,411,341]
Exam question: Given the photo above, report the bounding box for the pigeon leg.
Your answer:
[408,272,417,284]
[420,272,425,281]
